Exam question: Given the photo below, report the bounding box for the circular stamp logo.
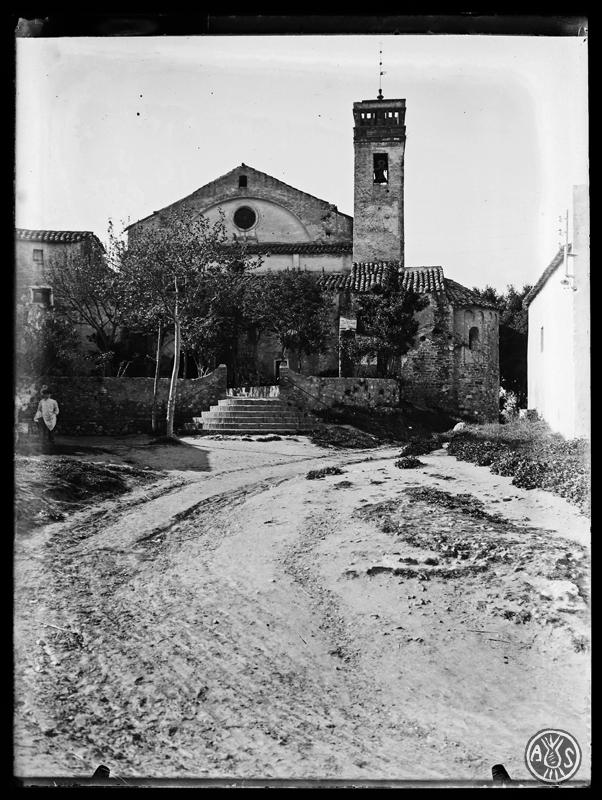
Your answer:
[525,729,582,784]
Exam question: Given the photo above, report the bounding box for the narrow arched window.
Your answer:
[469,326,479,350]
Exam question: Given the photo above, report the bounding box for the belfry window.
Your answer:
[238,175,247,188]
[373,153,388,184]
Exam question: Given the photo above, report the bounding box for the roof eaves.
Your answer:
[523,245,570,307]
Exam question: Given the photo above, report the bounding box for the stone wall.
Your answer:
[16,365,227,435]
[129,164,353,246]
[353,140,405,263]
[279,365,399,411]
[398,294,458,412]
[398,295,499,421]
[452,306,500,421]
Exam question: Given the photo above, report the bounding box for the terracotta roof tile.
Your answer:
[317,263,498,309]
[444,278,499,309]
[400,266,445,293]
[16,228,101,245]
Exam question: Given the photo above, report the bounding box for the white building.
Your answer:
[524,185,590,439]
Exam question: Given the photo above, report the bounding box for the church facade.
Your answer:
[126,93,499,421]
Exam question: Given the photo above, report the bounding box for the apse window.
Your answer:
[238,175,247,188]
[468,326,480,350]
[233,206,257,230]
[373,153,389,184]
[540,326,544,352]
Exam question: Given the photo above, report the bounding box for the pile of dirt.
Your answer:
[309,423,379,450]
[312,402,456,447]
[14,456,163,533]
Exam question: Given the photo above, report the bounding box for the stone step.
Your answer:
[199,411,305,422]
[217,399,293,409]
[226,388,280,399]
[199,421,311,431]
[203,430,307,436]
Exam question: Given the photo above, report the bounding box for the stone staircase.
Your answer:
[190,389,314,435]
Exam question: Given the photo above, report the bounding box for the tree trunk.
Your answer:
[151,319,163,435]
[166,293,180,438]
[182,349,188,379]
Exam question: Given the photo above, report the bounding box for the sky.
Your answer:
[15,34,588,292]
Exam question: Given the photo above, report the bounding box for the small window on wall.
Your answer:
[238,175,247,188]
[540,326,544,352]
[468,326,479,350]
[31,287,51,306]
[373,153,389,184]
[33,249,43,263]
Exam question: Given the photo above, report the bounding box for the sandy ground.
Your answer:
[14,434,591,784]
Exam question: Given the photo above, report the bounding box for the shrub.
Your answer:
[447,423,590,515]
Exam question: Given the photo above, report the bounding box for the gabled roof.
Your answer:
[523,245,571,307]
[16,228,103,246]
[317,263,498,309]
[124,163,353,231]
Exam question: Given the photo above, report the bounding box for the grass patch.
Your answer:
[405,487,504,522]
[306,466,345,480]
[394,457,426,469]
[447,420,590,515]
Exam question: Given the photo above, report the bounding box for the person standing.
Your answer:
[34,386,59,451]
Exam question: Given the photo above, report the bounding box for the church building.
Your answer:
[126,92,499,421]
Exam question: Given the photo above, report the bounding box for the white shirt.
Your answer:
[34,398,59,431]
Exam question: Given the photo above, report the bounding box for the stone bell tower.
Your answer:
[352,92,406,264]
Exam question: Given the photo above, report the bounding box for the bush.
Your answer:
[448,423,590,515]
[395,457,425,469]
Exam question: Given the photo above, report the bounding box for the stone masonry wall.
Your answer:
[279,365,399,411]
[16,365,227,435]
[398,294,458,413]
[452,306,500,421]
[130,164,353,245]
[398,295,499,421]
[353,141,405,263]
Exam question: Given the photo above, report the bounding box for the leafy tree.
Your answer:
[342,275,428,377]
[116,210,259,437]
[471,283,532,406]
[17,307,85,377]
[246,271,333,372]
[43,226,126,371]
[183,260,259,385]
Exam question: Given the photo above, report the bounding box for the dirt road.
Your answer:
[14,436,590,782]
